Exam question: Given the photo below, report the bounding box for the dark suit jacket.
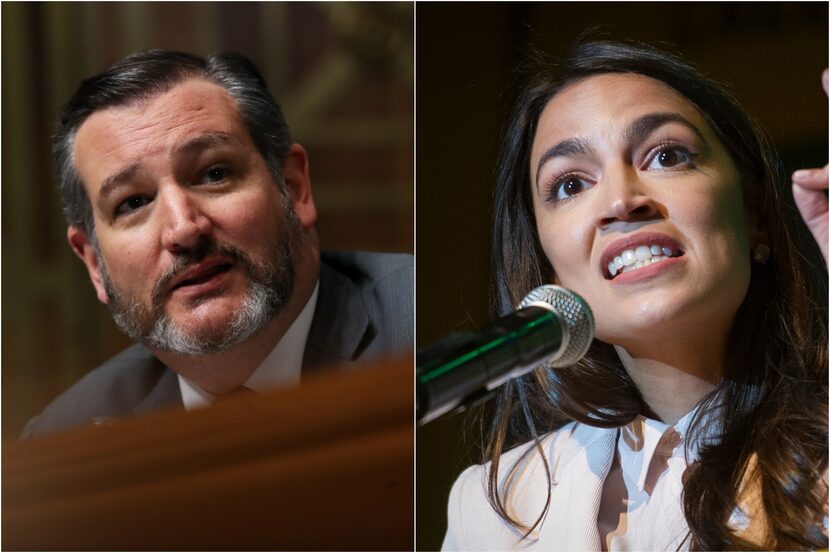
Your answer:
[22,251,413,437]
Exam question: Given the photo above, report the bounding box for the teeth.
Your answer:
[607,244,679,278]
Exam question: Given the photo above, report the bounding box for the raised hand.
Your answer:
[791,69,829,266]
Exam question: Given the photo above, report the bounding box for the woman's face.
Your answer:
[529,73,754,353]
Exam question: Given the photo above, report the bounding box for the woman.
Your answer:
[442,41,828,551]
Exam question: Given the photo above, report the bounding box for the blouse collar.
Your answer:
[617,406,704,493]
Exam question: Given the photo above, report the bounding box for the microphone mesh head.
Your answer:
[518,285,595,368]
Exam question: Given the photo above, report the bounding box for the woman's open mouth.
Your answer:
[607,245,683,279]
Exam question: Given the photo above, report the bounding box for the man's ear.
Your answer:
[282,143,318,230]
[67,225,109,304]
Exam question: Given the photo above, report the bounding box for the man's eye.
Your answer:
[115,196,151,216]
[203,166,228,183]
[646,147,693,170]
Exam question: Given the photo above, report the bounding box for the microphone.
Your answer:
[416,285,594,425]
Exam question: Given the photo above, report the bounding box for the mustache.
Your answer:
[151,238,255,308]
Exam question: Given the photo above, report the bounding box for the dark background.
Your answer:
[2,2,413,439]
[416,2,828,549]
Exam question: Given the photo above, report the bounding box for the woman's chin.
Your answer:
[596,305,700,347]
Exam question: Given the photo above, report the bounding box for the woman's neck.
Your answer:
[615,343,721,425]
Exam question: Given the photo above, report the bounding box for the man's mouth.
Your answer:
[606,244,683,278]
[171,262,233,291]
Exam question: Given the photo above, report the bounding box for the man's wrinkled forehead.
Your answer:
[72,78,247,196]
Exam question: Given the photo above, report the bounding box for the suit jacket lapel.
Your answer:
[302,259,370,371]
[133,360,183,414]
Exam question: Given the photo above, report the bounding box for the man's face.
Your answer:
[69,78,317,354]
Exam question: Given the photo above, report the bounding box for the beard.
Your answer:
[97,210,300,356]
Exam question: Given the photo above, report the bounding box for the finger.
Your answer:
[792,183,829,264]
[792,183,829,224]
[823,68,828,96]
[792,165,829,190]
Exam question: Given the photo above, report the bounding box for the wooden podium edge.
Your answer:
[3,354,414,551]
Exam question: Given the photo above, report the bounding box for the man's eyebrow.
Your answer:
[173,131,236,155]
[99,162,140,203]
[97,133,237,203]
[534,137,595,188]
[624,111,706,148]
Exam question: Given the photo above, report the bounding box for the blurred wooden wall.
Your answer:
[2,2,413,438]
[415,3,828,549]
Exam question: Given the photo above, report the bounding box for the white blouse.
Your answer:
[597,411,698,551]
[442,410,718,551]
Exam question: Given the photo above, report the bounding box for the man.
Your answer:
[23,50,413,437]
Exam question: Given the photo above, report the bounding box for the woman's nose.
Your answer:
[159,189,212,252]
[594,167,659,228]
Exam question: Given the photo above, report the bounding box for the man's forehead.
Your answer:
[75,78,243,146]
[72,78,247,190]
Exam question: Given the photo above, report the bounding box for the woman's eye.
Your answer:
[550,175,592,202]
[646,147,693,170]
[115,196,151,216]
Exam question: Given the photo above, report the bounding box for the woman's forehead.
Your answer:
[532,73,711,154]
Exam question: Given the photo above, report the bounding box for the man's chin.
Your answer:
[145,289,281,355]
[166,307,265,348]
[145,319,253,355]
[166,300,241,324]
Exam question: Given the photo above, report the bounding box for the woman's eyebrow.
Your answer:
[534,112,707,189]
[535,137,594,189]
[625,111,706,147]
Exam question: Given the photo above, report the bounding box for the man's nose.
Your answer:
[594,165,660,228]
[159,188,212,252]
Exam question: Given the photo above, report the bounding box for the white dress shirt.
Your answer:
[177,282,319,410]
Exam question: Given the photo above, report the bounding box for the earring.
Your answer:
[752,243,770,264]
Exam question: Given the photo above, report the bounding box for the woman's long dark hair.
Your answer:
[486,41,828,550]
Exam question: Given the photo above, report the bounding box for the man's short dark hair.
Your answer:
[53,50,292,235]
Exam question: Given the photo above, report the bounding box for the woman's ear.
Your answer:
[748,213,767,249]
[742,184,768,250]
